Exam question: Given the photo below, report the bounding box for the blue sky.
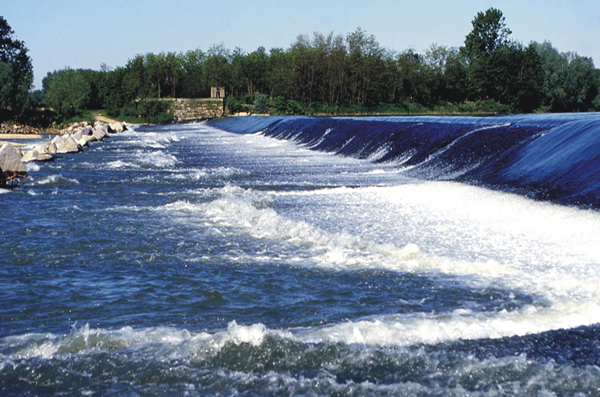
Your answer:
[3,0,599,90]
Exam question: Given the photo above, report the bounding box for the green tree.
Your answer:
[205,43,230,90]
[43,68,91,117]
[164,51,183,98]
[228,47,247,97]
[396,49,430,106]
[486,42,542,112]
[122,55,147,101]
[266,47,293,99]
[180,49,207,97]
[463,8,512,100]
[442,48,469,103]
[464,8,511,59]
[253,92,271,113]
[0,16,34,119]
[346,27,385,106]
[533,41,597,111]
[144,52,166,98]
[289,34,315,104]
[98,66,127,116]
[461,8,542,111]
[0,61,14,110]
[423,44,455,103]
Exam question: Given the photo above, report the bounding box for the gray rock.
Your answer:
[92,128,105,141]
[55,135,81,154]
[109,122,126,133]
[72,130,93,147]
[22,144,55,162]
[51,135,65,148]
[0,143,27,180]
[45,141,58,154]
[94,122,109,138]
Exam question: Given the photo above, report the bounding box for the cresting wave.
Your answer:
[208,114,600,208]
[3,119,600,395]
[152,184,600,346]
[6,321,600,396]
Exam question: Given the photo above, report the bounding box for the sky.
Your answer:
[3,0,600,90]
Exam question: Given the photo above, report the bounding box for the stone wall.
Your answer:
[169,99,224,120]
[0,122,40,134]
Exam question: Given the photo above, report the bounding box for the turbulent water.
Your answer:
[2,114,600,395]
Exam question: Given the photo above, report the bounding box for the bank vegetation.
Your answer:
[2,9,600,127]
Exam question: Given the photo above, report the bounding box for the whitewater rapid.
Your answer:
[3,117,600,395]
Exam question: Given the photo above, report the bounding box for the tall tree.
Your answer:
[463,8,512,100]
[464,8,511,58]
[181,49,207,98]
[43,68,91,117]
[243,46,269,96]
[164,52,183,98]
[0,16,33,118]
[266,47,293,99]
[205,43,230,90]
[144,52,166,98]
[346,27,384,105]
[533,41,598,111]
[461,8,543,111]
[122,55,147,101]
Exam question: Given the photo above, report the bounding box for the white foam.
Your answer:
[177,167,249,181]
[24,162,40,172]
[162,186,518,279]
[0,321,276,361]
[107,159,132,169]
[106,149,177,170]
[159,182,600,345]
[135,149,178,168]
[32,174,80,186]
[297,298,600,347]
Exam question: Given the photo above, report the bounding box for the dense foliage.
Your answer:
[0,16,34,120]
[3,9,600,125]
[42,8,593,118]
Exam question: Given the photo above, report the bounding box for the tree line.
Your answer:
[2,9,600,125]
[0,16,34,121]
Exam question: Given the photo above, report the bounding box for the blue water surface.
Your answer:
[1,115,600,395]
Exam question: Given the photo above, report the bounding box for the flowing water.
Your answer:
[2,115,600,395]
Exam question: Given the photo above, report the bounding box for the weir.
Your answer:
[4,120,600,395]
[209,114,600,208]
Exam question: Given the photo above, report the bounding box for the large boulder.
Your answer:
[81,125,93,135]
[21,144,55,162]
[55,135,81,154]
[0,143,27,180]
[91,122,108,141]
[93,121,109,138]
[109,122,126,133]
[51,135,65,147]
[92,128,105,142]
[72,130,95,147]
[44,142,58,155]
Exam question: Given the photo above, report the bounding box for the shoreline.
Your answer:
[1,120,127,185]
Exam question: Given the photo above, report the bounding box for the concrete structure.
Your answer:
[211,87,225,99]
[170,99,224,120]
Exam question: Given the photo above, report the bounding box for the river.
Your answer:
[2,115,600,395]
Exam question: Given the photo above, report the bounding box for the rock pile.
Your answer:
[0,143,27,183]
[170,99,224,120]
[0,122,40,135]
[0,120,127,186]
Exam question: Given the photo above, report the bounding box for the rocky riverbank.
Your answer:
[0,122,42,135]
[0,120,127,186]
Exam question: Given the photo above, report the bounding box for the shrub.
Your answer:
[253,92,272,114]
